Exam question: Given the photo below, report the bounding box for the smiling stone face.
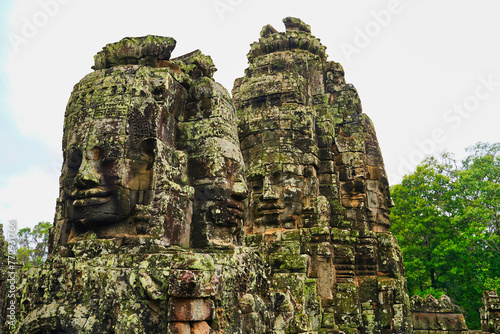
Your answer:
[62,118,154,227]
[52,42,248,249]
[50,55,192,245]
[174,67,248,247]
[248,165,304,230]
[238,104,321,233]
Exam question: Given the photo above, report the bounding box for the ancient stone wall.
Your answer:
[17,242,273,333]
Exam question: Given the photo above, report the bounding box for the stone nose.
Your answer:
[74,157,101,189]
[231,181,248,201]
[260,177,279,200]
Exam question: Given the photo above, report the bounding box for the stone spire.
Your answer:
[10,18,425,334]
[233,17,412,333]
[15,35,267,334]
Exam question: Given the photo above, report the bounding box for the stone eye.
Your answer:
[251,178,263,192]
[203,186,218,200]
[100,157,117,167]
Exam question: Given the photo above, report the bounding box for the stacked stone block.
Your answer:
[481,291,500,333]
[233,17,412,334]
[17,239,273,333]
[411,295,468,334]
[9,18,424,334]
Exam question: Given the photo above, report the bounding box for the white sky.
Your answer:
[1,0,499,231]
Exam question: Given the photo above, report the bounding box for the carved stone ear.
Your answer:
[134,204,153,234]
[140,138,156,170]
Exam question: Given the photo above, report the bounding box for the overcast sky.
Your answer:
[1,0,499,231]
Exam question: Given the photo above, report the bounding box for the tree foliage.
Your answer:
[16,221,51,270]
[390,142,500,329]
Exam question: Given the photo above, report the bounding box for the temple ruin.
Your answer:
[2,17,499,334]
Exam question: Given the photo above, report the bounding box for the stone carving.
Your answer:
[481,291,500,333]
[233,17,411,333]
[49,37,246,252]
[173,50,248,248]
[10,17,479,334]
[51,36,193,248]
[14,36,265,334]
[411,295,469,333]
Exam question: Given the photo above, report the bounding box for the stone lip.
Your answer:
[93,35,177,70]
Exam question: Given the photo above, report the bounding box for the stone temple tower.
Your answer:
[9,17,415,334]
[233,17,413,333]
[14,35,270,334]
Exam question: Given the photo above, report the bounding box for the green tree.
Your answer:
[16,221,51,270]
[390,142,500,329]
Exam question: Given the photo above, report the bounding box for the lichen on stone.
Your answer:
[6,17,479,334]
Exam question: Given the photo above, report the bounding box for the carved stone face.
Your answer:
[241,104,319,231]
[61,117,154,227]
[248,163,319,230]
[188,138,248,246]
[249,167,302,229]
[176,77,248,246]
[196,162,247,228]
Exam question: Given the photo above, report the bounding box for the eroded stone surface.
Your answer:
[7,18,483,334]
[53,58,191,247]
[411,295,469,333]
[13,35,268,334]
[481,291,500,333]
[233,17,411,334]
[93,35,177,70]
[15,247,272,333]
